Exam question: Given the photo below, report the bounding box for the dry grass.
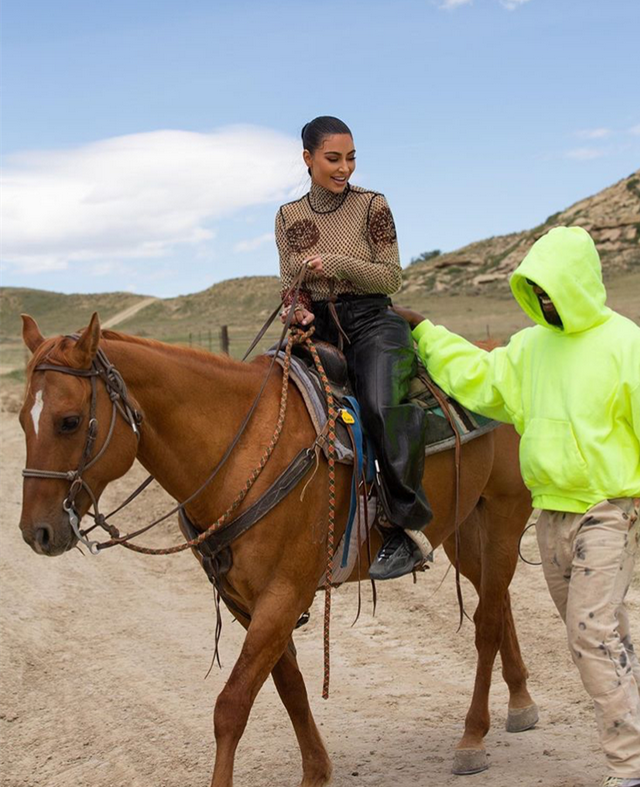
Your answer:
[2,270,639,377]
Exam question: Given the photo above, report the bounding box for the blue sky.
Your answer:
[2,0,639,297]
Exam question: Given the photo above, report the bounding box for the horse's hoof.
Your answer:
[452,748,489,775]
[506,703,539,733]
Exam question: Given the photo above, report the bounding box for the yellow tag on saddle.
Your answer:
[340,410,355,425]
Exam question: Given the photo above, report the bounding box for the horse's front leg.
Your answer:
[445,498,533,775]
[210,583,309,787]
[271,642,332,787]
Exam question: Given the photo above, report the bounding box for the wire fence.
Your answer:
[170,324,284,360]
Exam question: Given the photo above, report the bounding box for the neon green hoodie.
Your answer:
[413,226,640,513]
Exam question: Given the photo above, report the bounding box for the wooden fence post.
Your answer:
[220,325,230,355]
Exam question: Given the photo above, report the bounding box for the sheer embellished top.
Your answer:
[275,182,402,310]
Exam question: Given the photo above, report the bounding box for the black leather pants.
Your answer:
[312,295,432,530]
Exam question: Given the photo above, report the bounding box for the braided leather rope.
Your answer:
[110,326,338,698]
[300,335,337,700]
[105,328,307,556]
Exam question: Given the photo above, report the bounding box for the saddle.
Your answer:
[292,339,350,393]
[284,339,498,461]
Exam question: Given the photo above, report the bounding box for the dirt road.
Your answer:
[1,385,637,787]
[101,297,159,329]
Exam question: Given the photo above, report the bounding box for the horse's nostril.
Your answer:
[35,526,52,552]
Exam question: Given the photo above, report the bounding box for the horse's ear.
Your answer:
[72,312,101,367]
[21,314,45,354]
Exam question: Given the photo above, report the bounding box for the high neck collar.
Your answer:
[308,181,350,213]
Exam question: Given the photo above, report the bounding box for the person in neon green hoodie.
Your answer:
[409,226,640,787]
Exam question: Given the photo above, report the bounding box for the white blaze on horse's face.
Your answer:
[30,389,44,437]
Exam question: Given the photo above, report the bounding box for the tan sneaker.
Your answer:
[601,777,640,787]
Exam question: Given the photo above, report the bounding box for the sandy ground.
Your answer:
[1,383,638,787]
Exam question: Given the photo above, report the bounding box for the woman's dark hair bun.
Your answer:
[301,116,352,154]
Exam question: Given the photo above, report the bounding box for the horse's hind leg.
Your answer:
[500,590,539,733]
[442,513,493,775]
[210,583,318,787]
[442,497,535,775]
[271,642,332,787]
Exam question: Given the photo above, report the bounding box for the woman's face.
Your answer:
[304,134,356,193]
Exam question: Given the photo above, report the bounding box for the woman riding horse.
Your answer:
[276,115,431,580]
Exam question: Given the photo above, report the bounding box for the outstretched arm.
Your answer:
[413,319,518,424]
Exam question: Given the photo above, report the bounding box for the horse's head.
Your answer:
[19,313,140,556]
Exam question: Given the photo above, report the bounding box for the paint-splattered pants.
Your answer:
[536,499,640,778]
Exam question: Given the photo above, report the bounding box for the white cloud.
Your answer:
[565,147,607,161]
[437,0,531,10]
[629,124,640,136]
[438,0,472,9]
[1,126,304,274]
[575,128,612,140]
[234,232,275,253]
[88,261,121,277]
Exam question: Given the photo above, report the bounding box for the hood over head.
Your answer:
[510,226,611,334]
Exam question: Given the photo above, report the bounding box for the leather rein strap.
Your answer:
[422,376,467,628]
[98,326,320,556]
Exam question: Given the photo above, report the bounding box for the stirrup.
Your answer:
[295,611,310,629]
[405,529,434,562]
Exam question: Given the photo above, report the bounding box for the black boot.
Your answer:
[369,529,424,580]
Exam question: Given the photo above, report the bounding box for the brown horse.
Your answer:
[18,313,537,787]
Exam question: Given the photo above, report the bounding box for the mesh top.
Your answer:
[276,182,402,310]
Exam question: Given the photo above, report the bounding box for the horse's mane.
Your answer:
[100,329,253,369]
[28,328,266,375]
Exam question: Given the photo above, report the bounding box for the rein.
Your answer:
[421,376,468,629]
[95,326,320,557]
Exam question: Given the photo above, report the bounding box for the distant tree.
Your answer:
[409,249,441,266]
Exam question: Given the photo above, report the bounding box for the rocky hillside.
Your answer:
[400,169,640,295]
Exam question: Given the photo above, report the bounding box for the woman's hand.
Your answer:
[392,305,426,330]
[304,255,325,276]
[280,307,316,326]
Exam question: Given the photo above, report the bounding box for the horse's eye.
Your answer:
[59,416,81,433]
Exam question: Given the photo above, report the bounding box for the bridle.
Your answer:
[22,338,143,554]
